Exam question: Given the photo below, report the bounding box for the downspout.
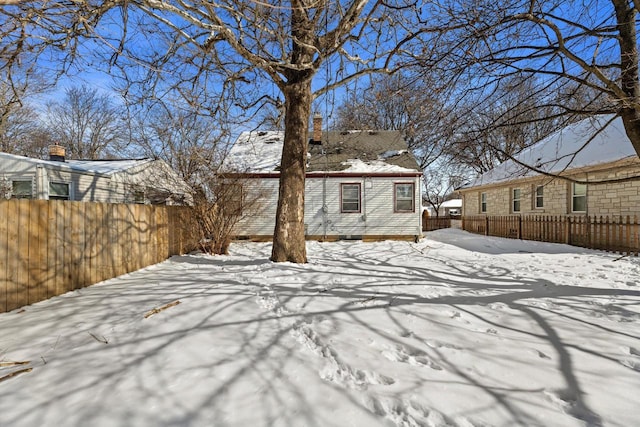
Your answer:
[322,169,328,239]
[362,176,368,235]
[417,176,422,239]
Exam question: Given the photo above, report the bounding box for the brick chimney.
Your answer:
[49,145,66,162]
[312,112,322,143]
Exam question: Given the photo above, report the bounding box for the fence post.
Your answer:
[518,215,522,239]
[485,216,489,236]
[565,216,571,245]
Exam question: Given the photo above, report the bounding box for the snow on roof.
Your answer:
[440,198,462,208]
[0,152,152,176]
[340,159,417,173]
[223,131,284,173]
[64,159,153,175]
[224,130,421,174]
[466,115,637,188]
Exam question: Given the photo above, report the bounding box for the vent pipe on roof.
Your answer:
[49,145,66,162]
[312,112,322,143]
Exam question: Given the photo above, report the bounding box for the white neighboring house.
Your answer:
[222,116,423,241]
[423,199,463,217]
[1,146,191,205]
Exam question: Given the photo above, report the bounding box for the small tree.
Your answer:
[190,175,267,255]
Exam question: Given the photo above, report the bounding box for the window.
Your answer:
[394,183,415,212]
[12,180,33,199]
[572,182,587,212]
[535,185,544,208]
[49,182,70,201]
[480,192,487,213]
[512,188,521,212]
[133,190,146,204]
[341,183,361,213]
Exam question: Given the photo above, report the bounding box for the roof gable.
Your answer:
[466,115,638,188]
[224,129,421,173]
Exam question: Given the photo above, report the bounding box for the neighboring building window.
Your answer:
[480,192,487,213]
[49,182,70,201]
[394,183,415,212]
[12,180,33,199]
[572,182,587,212]
[512,188,521,212]
[341,183,361,213]
[535,185,544,208]
[133,190,146,204]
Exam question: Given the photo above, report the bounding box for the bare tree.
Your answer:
[426,0,640,159]
[334,72,451,169]
[422,163,466,218]
[132,101,228,186]
[0,72,51,157]
[24,1,426,263]
[45,85,128,159]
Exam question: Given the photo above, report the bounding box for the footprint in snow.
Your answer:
[543,389,602,426]
[381,344,443,371]
[364,397,486,427]
[528,349,551,359]
[620,346,640,372]
[291,322,395,390]
[425,339,462,350]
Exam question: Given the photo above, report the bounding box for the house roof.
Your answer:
[224,130,421,174]
[440,199,462,208]
[463,115,638,189]
[0,151,153,176]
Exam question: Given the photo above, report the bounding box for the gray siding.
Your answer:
[235,175,422,238]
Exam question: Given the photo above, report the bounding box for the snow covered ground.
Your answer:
[1,229,639,427]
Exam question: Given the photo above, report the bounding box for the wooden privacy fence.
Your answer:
[0,199,197,313]
[423,216,452,232]
[463,215,640,256]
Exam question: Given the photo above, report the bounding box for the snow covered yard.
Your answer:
[1,229,639,427]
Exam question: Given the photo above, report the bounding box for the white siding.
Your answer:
[236,175,422,238]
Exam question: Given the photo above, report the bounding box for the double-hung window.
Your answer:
[512,188,521,213]
[572,183,587,212]
[480,192,487,213]
[535,185,544,208]
[341,183,361,213]
[49,182,70,201]
[394,183,415,212]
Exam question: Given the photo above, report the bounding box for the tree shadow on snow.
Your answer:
[1,234,639,426]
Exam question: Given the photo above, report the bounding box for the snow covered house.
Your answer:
[222,117,423,241]
[1,146,191,205]
[459,115,640,217]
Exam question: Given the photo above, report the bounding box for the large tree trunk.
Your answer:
[270,80,311,263]
[613,0,640,157]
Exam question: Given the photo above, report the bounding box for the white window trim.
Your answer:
[512,188,521,213]
[571,182,587,213]
[10,177,35,199]
[534,185,544,209]
[49,181,73,201]
[480,192,487,213]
